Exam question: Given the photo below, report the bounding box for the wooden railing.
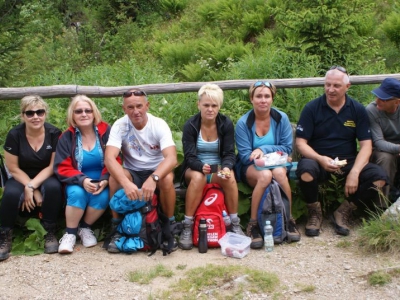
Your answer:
[1,74,400,100]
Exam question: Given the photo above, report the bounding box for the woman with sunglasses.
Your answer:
[54,95,120,254]
[0,95,63,261]
[235,81,300,249]
[178,84,245,250]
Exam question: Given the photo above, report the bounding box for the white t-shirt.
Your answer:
[107,113,175,171]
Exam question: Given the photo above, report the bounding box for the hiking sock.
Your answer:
[230,213,238,220]
[169,216,176,223]
[66,227,78,235]
[184,216,193,224]
[79,221,91,229]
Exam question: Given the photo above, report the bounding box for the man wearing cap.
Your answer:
[366,78,400,201]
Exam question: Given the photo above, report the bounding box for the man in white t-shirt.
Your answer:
[104,89,178,253]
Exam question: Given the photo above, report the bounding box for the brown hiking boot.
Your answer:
[305,202,322,236]
[287,217,301,242]
[246,220,263,249]
[42,223,59,254]
[332,200,357,236]
[0,228,12,261]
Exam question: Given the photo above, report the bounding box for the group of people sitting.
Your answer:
[0,66,398,261]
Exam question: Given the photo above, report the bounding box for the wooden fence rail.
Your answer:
[1,74,400,100]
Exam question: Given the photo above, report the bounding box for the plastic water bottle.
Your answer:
[198,218,208,253]
[264,220,274,252]
[222,210,232,231]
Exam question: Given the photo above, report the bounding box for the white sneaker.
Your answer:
[78,228,97,248]
[58,233,76,254]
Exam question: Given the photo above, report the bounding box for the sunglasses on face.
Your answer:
[74,109,93,115]
[253,81,272,88]
[23,109,46,118]
[122,90,147,98]
[329,65,348,74]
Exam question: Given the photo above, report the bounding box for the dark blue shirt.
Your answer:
[296,94,371,160]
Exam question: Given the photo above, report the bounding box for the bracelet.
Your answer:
[26,183,35,190]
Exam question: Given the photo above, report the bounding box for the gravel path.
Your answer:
[0,221,399,300]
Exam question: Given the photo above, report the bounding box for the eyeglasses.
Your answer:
[74,109,93,115]
[123,90,147,98]
[23,109,46,118]
[329,65,348,74]
[253,81,272,88]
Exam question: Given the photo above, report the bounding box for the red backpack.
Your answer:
[193,183,227,248]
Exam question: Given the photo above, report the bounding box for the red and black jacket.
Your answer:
[54,121,121,186]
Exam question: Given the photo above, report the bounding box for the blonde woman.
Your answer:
[179,84,244,250]
[0,95,62,261]
[54,95,120,254]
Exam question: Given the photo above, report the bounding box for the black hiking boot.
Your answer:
[0,228,12,261]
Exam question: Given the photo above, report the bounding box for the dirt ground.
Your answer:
[0,220,399,300]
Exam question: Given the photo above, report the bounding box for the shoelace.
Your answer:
[59,234,74,243]
[80,229,95,239]
[308,209,321,226]
[339,208,352,226]
[45,232,56,242]
[182,228,191,239]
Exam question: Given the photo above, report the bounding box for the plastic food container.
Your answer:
[218,232,251,259]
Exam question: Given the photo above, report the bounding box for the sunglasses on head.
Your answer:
[123,90,147,98]
[23,109,46,118]
[74,109,93,115]
[329,65,348,74]
[253,81,272,88]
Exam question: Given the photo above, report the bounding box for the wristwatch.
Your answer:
[26,183,35,190]
[151,174,160,182]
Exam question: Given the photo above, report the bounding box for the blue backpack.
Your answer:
[257,179,290,244]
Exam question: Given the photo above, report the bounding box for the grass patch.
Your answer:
[295,283,316,293]
[368,271,392,286]
[169,264,279,299]
[336,239,352,248]
[357,211,400,254]
[176,264,187,270]
[128,264,173,284]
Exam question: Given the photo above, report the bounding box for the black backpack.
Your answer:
[257,179,290,244]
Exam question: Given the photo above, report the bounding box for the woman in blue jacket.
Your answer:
[235,81,300,249]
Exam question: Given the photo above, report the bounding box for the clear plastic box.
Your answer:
[218,232,251,259]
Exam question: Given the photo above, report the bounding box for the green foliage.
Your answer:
[318,174,346,214]
[358,213,400,254]
[11,218,46,256]
[159,0,188,15]
[272,0,380,72]
[368,271,392,286]
[381,12,400,48]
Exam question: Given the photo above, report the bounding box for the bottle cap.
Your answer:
[222,210,227,217]
[266,220,271,225]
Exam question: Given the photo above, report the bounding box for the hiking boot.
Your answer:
[42,223,59,254]
[163,239,178,252]
[246,221,263,249]
[178,221,193,250]
[0,228,12,261]
[332,200,357,236]
[287,217,301,243]
[78,227,97,248]
[305,202,323,236]
[58,233,76,254]
[107,230,122,253]
[231,217,245,236]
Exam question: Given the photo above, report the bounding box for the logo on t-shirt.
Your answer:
[46,145,52,150]
[343,120,356,127]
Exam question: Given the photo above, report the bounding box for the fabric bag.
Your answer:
[257,179,290,244]
[193,183,227,248]
[109,189,174,256]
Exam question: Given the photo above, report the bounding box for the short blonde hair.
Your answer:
[198,84,224,108]
[249,81,277,100]
[20,95,49,121]
[67,95,102,128]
